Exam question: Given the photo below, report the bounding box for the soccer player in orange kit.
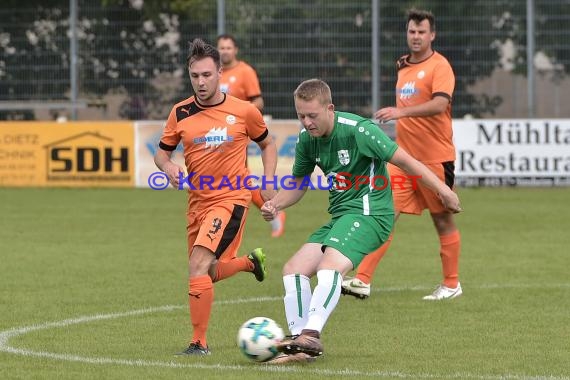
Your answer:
[154,38,278,355]
[342,8,462,301]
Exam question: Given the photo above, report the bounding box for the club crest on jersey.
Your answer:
[226,115,236,125]
[338,150,350,166]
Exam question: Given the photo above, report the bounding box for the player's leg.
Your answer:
[180,244,216,355]
[277,243,342,358]
[177,210,216,355]
[178,204,256,355]
[343,164,420,299]
[279,247,350,357]
[420,162,462,300]
[200,204,266,282]
[281,242,323,336]
[429,212,461,291]
[281,215,390,357]
[342,227,396,299]
[268,242,323,364]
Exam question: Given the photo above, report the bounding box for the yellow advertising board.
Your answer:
[0,122,134,187]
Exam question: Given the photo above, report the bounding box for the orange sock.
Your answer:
[439,230,461,288]
[251,188,264,209]
[213,256,253,282]
[188,275,214,346]
[355,234,394,284]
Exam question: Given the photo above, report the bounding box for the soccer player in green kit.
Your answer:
[261,79,461,364]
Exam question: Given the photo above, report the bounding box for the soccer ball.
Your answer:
[237,317,284,362]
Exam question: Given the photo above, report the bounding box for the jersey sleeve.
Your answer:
[432,59,455,101]
[245,104,268,142]
[354,120,398,162]
[243,65,262,99]
[292,130,315,177]
[158,107,181,151]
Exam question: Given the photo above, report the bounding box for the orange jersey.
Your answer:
[395,51,455,163]
[219,61,262,101]
[159,94,268,210]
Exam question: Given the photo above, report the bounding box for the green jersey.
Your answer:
[293,111,398,217]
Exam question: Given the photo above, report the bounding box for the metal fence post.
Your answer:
[217,0,225,36]
[527,0,535,118]
[70,0,78,120]
[371,0,380,116]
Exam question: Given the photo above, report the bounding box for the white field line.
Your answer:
[376,283,570,293]
[1,294,569,380]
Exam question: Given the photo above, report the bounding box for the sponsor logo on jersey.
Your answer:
[193,127,234,148]
[399,81,418,99]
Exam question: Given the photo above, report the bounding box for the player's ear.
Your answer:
[327,103,335,112]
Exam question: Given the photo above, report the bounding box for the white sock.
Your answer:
[303,270,342,333]
[282,274,311,335]
[269,212,282,231]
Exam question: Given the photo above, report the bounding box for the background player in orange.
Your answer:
[342,8,462,301]
[217,34,286,238]
[154,38,277,355]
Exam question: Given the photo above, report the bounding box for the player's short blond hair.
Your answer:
[294,79,332,105]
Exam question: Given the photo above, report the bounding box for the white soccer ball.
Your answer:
[237,316,284,362]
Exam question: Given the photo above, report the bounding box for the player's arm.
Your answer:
[255,132,277,200]
[155,107,185,188]
[245,66,264,111]
[154,147,184,188]
[374,95,449,122]
[389,147,461,213]
[260,179,308,221]
[250,95,264,112]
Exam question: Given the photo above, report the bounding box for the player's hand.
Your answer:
[438,189,462,214]
[374,107,401,123]
[163,162,185,188]
[260,200,278,221]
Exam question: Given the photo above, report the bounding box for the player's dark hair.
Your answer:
[294,79,333,105]
[216,34,238,48]
[186,38,221,68]
[406,8,435,31]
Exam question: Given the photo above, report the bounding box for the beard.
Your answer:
[196,91,214,102]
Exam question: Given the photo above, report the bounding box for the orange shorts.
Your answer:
[388,161,455,215]
[186,202,248,261]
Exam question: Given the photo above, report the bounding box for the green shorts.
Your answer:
[307,213,394,269]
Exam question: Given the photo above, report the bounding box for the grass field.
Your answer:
[0,187,569,380]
